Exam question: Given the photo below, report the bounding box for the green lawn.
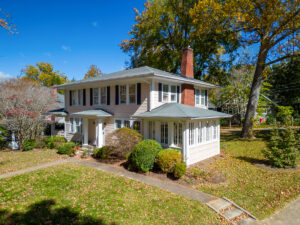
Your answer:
[194,130,300,219]
[0,163,224,225]
[0,149,67,174]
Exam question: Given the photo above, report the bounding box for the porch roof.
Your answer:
[71,109,112,117]
[134,103,232,119]
[47,108,68,116]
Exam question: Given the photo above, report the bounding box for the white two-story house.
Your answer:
[54,48,231,166]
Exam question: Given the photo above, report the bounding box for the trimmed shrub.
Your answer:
[57,142,76,156]
[157,149,182,173]
[106,127,142,158]
[263,128,299,168]
[22,139,35,151]
[34,137,47,149]
[173,162,186,179]
[128,139,162,172]
[93,146,111,159]
[45,136,66,149]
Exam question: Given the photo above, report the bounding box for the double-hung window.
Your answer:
[114,119,141,133]
[71,91,77,105]
[93,87,107,105]
[189,122,195,145]
[197,121,203,144]
[162,84,178,103]
[160,122,168,145]
[173,122,183,147]
[195,89,207,107]
[213,121,217,140]
[129,84,136,104]
[120,85,127,104]
[69,117,82,134]
[148,121,156,140]
[206,121,210,142]
[195,89,200,105]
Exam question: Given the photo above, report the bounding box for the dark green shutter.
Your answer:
[107,86,110,105]
[115,85,119,105]
[83,89,86,106]
[69,90,72,106]
[177,86,180,103]
[205,90,208,106]
[137,83,141,105]
[158,83,162,102]
[90,88,93,106]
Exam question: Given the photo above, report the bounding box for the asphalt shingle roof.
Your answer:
[71,109,112,117]
[56,66,218,89]
[134,103,232,119]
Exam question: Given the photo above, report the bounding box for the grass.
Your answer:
[0,149,67,174]
[0,163,224,225]
[194,130,300,219]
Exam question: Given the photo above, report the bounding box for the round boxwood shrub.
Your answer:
[57,142,76,156]
[22,139,35,151]
[173,162,187,179]
[128,139,162,172]
[93,146,111,159]
[45,136,66,149]
[157,149,182,173]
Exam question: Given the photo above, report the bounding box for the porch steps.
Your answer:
[207,197,256,225]
[80,145,95,151]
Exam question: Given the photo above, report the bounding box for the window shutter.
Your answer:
[158,83,162,102]
[177,86,180,103]
[83,89,86,106]
[69,90,72,106]
[205,90,208,106]
[137,83,141,105]
[115,85,119,105]
[90,88,93,106]
[107,86,110,105]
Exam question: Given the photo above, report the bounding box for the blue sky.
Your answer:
[0,0,145,80]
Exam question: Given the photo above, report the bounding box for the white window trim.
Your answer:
[162,83,178,103]
[68,117,82,134]
[195,88,207,107]
[114,118,141,132]
[93,87,107,106]
[70,89,84,106]
[119,84,137,105]
[160,122,169,146]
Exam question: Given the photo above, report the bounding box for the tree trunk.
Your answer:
[241,47,268,138]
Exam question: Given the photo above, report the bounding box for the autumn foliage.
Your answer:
[0,79,55,150]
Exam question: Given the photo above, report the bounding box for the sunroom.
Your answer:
[135,103,231,166]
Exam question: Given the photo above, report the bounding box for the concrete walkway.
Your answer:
[0,159,72,179]
[253,197,300,225]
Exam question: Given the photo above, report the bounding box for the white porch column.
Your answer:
[83,117,88,145]
[182,121,189,165]
[149,80,155,111]
[96,119,103,148]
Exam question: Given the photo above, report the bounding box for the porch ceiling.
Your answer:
[134,103,232,119]
[71,109,112,117]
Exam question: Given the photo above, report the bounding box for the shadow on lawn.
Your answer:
[235,156,269,165]
[221,130,271,142]
[0,199,117,225]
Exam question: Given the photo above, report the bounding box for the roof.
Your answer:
[47,108,68,116]
[71,109,112,117]
[134,103,232,119]
[56,66,218,89]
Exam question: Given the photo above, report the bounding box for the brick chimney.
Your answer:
[181,47,195,106]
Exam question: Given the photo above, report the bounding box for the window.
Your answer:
[197,121,203,144]
[160,122,168,145]
[69,117,82,134]
[114,119,141,133]
[213,121,217,140]
[78,90,83,105]
[174,122,182,146]
[93,88,99,105]
[162,84,169,102]
[100,87,106,105]
[133,121,141,133]
[120,85,127,104]
[129,84,136,104]
[148,121,155,140]
[195,89,207,106]
[189,122,195,145]
[206,121,210,142]
[124,120,130,128]
[71,91,77,105]
[93,87,106,105]
[115,120,122,129]
[170,85,177,102]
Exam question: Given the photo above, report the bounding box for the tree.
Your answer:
[84,65,103,79]
[0,8,16,33]
[21,62,68,87]
[268,60,300,114]
[0,79,55,150]
[191,0,299,138]
[120,0,239,80]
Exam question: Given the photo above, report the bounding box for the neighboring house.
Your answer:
[54,48,231,166]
